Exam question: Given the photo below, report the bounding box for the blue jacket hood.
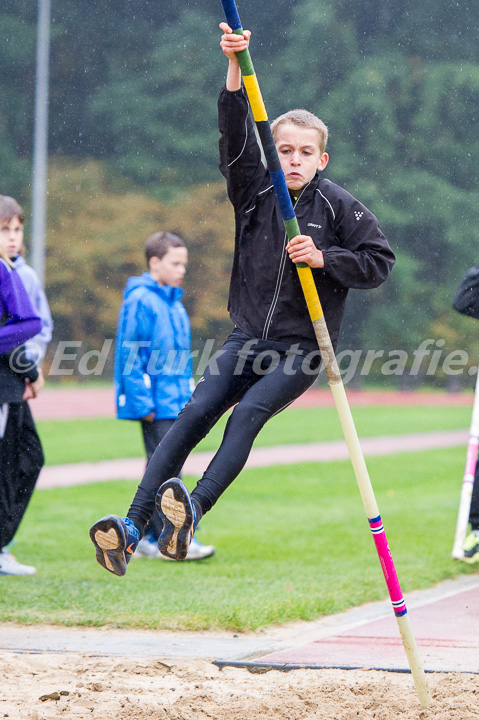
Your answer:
[123,273,184,304]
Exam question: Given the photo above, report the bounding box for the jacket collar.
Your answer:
[146,274,184,303]
[289,172,321,206]
[125,273,184,303]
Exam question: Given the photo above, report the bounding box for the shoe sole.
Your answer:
[156,479,194,561]
[89,516,128,576]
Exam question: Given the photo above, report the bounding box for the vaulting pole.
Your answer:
[219,0,431,706]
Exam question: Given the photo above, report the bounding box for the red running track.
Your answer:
[31,386,474,421]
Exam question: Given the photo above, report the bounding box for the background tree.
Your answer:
[3,0,479,384]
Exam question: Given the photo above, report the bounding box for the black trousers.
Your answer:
[128,328,320,532]
[141,418,176,465]
[140,418,176,539]
[0,401,44,548]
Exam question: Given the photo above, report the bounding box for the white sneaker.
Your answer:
[183,537,216,561]
[134,534,161,558]
[134,534,215,561]
[0,548,36,576]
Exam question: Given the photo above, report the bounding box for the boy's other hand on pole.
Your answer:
[286,235,325,268]
[219,22,251,62]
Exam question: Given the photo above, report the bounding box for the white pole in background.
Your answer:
[31,0,51,286]
[452,366,479,559]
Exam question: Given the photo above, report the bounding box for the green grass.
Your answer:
[36,403,471,466]
[0,446,475,631]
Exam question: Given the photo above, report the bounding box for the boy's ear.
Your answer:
[318,152,329,171]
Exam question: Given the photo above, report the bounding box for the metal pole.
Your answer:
[31,0,51,286]
[220,0,432,707]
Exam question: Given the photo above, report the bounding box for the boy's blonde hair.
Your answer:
[271,110,328,154]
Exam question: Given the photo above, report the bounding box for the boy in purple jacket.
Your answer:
[0,196,44,575]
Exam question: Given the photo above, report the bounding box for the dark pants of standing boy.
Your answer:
[127,327,321,533]
[0,402,44,548]
[140,418,176,539]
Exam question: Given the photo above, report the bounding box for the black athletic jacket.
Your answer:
[218,86,396,351]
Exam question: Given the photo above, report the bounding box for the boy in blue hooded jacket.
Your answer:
[113,231,215,561]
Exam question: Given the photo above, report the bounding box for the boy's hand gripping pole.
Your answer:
[220,0,431,707]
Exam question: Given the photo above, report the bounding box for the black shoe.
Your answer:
[155,479,197,561]
[89,515,140,576]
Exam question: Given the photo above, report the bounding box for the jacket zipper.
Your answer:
[262,183,310,339]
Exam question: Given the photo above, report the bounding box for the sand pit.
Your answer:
[1,652,478,719]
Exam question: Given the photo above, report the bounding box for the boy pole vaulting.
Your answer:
[452,367,479,559]
[220,0,431,706]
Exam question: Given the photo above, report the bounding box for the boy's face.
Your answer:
[0,216,24,258]
[150,246,188,288]
[275,123,329,192]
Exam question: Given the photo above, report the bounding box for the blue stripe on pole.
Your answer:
[256,121,280,172]
[221,0,242,31]
[269,170,295,221]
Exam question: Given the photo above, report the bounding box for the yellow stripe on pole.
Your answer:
[243,74,268,122]
[297,266,323,322]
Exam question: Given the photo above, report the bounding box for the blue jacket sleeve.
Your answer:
[114,293,156,420]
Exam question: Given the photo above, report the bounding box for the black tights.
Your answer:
[127,329,319,533]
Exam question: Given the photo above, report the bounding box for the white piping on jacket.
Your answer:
[316,188,335,220]
[227,113,249,167]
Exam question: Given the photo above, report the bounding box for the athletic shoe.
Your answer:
[463,531,479,563]
[184,536,215,561]
[134,532,216,561]
[89,515,140,576]
[134,531,162,558]
[0,547,36,576]
[155,478,197,561]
